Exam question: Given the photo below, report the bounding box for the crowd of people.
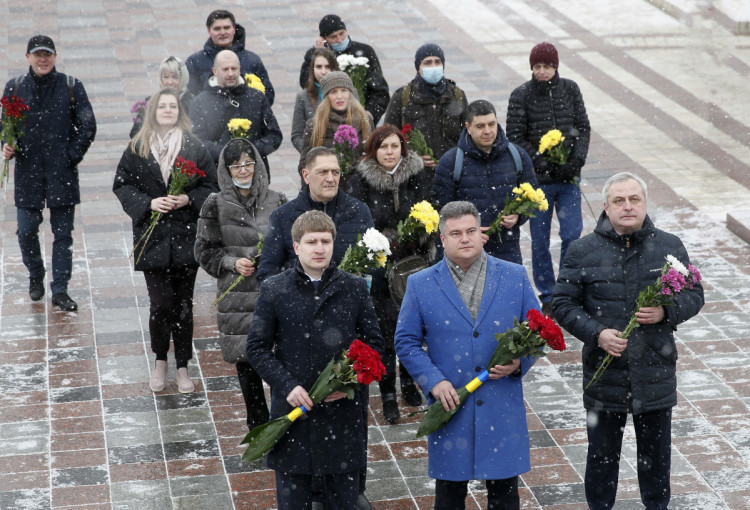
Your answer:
[1,11,705,510]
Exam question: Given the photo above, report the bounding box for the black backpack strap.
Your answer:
[400,84,411,127]
[67,75,75,106]
[507,142,523,186]
[452,147,464,185]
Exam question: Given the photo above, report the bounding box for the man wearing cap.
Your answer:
[506,42,591,315]
[186,9,275,104]
[2,35,97,312]
[298,14,389,124]
[384,43,468,184]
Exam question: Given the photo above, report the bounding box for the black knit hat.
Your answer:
[529,42,558,69]
[27,35,56,54]
[319,14,346,37]
[414,43,445,70]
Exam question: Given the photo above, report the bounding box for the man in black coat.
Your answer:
[256,147,374,284]
[190,50,282,174]
[2,35,97,311]
[298,14,389,124]
[507,42,591,314]
[552,172,704,510]
[246,210,383,509]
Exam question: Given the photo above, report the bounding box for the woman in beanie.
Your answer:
[291,47,340,153]
[298,71,374,188]
[506,41,591,315]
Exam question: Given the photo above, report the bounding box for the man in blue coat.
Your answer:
[395,201,540,510]
[2,35,97,311]
[190,50,282,173]
[246,210,383,509]
[185,9,275,104]
[434,100,536,264]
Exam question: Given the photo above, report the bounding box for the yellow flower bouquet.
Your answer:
[227,118,252,139]
[395,201,440,245]
[538,128,568,165]
[244,73,266,94]
[487,182,548,236]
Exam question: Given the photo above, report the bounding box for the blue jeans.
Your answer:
[16,206,75,295]
[529,183,582,303]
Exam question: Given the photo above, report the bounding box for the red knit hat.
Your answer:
[529,42,558,69]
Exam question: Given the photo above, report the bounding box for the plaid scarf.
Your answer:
[446,251,487,321]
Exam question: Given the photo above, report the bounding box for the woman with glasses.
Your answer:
[130,56,193,138]
[194,138,287,430]
[114,88,218,394]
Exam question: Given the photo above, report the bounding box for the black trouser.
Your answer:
[236,361,269,428]
[434,477,519,510]
[275,471,359,510]
[585,408,672,510]
[143,267,198,366]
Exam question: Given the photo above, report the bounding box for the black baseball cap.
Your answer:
[27,35,56,54]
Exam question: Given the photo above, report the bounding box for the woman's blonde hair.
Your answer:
[310,93,371,148]
[130,88,192,158]
[158,56,189,96]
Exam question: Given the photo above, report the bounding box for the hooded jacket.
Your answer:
[552,213,704,413]
[194,139,287,363]
[186,23,275,104]
[190,76,282,167]
[434,127,537,263]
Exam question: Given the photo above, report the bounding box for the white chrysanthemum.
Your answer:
[666,255,688,276]
[336,54,369,70]
[361,228,392,256]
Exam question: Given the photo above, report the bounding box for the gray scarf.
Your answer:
[446,251,487,321]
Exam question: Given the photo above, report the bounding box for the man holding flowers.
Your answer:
[552,172,704,510]
[246,210,383,509]
[395,201,540,509]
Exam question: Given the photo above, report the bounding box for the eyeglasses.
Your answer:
[229,161,256,172]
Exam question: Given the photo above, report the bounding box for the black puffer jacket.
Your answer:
[299,40,390,124]
[383,76,468,163]
[552,213,704,414]
[246,263,384,475]
[194,140,287,363]
[113,132,218,271]
[506,73,590,184]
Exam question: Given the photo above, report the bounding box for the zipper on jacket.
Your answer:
[548,89,557,127]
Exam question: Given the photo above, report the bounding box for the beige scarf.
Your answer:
[150,128,182,184]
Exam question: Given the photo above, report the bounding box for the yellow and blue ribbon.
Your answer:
[287,405,308,422]
[465,370,490,393]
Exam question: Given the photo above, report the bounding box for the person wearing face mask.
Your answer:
[506,42,591,315]
[347,125,433,422]
[298,14,390,124]
[194,138,287,431]
[130,56,193,138]
[384,43,468,187]
[291,48,341,153]
[298,71,373,190]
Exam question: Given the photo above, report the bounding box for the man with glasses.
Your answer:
[2,35,97,311]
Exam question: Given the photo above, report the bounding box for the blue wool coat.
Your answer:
[394,255,540,481]
[434,128,536,264]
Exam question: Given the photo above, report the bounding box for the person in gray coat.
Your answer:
[291,47,339,153]
[195,138,286,429]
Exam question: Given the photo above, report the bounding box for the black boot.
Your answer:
[29,276,45,301]
[381,393,400,424]
[400,365,423,407]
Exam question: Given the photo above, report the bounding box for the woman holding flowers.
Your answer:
[290,47,340,153]
[298,71,373,185]
[348,124,433,422]
[113,88,217,394]
[129,56,193,138]
[194,138,286,430]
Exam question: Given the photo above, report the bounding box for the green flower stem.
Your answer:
[212,275,245,307]
[572,179,597,220]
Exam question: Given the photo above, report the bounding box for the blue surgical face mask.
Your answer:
[232,177,252,189]
[331,36,350,52]
[421,66,444,84]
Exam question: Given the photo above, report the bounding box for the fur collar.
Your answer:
[354,151,424,192]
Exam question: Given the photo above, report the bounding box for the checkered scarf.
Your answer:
[446,251,487,321]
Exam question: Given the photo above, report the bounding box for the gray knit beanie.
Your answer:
[320,71,356,97]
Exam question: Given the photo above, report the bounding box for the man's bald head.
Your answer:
[213,49,241,88]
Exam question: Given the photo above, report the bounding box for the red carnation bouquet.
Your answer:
[416,309,565,438]
[401,124,434,159]
[1,94,31,188]
[131,156,206,263]
[242,339,385,462]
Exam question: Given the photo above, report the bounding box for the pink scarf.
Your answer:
[150,128,183,184]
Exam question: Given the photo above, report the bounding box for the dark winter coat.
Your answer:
[383,76,468,162]
[506,73,590,184]
[256,187,374,283]
[2,68,96,209]
[113,131,218,271]
[434,128,537,262]
[190,77,282,168]
[186,23,275,105]
[194,139,287,363]
[299,41,390,124]
[246,263,384,475]
[552,213,704,414]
